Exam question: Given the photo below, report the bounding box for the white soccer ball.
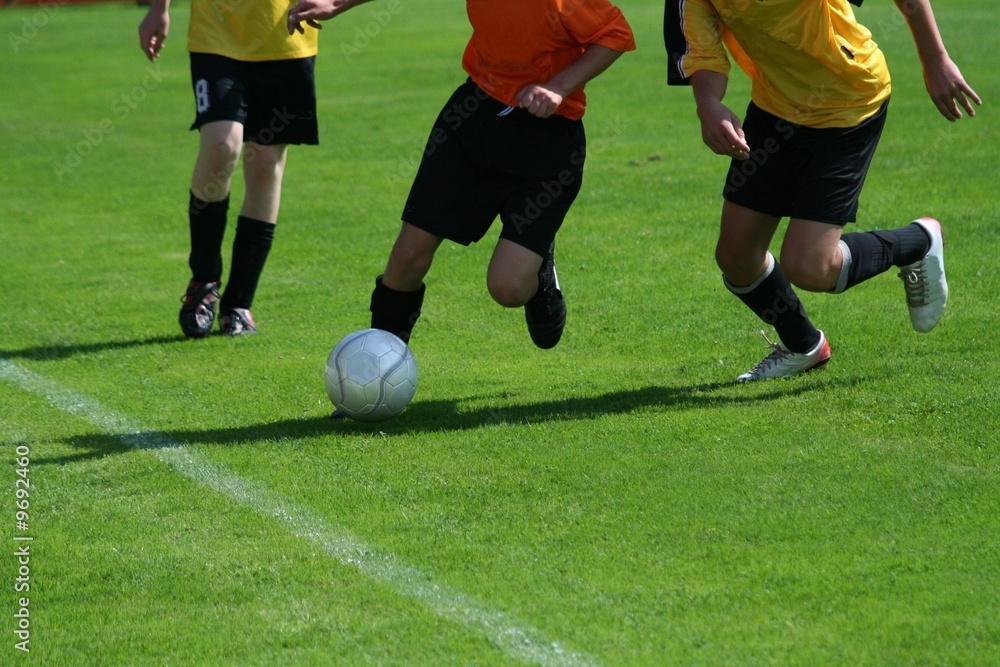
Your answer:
[324,328,418,422]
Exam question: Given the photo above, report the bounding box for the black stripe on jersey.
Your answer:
[664,0,691,85]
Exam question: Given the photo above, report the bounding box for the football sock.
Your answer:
[370,275,425,344]
[220,216,275,311]
[833,222,931,293]
[725,253,821,354]
[188,192,229,283]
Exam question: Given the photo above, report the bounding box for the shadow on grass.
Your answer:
[0,334,192,361]
[37,376,861,466]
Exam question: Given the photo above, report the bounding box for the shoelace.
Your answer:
[224,309,256,332]
[899,262,928,307]
[181,282,218,305]
[749,330,789,374]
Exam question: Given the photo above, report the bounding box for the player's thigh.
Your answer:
[495,114,584,259]
[790,102,887,225]
[243,57,319,146]
[190,53,248,131]
[401,149,500,248]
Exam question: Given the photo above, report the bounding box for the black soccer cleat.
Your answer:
[179,280,220,338]
[524,259,566,349]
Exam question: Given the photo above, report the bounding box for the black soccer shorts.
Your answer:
[401,80,586,259]
[723,100,889,225]
[189,52,318,146]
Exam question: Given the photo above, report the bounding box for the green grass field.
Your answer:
[1,1,998,664]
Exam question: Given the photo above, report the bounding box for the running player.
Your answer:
[664,0,980,381]
[288,0,635,349]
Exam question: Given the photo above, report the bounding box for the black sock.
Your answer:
[220,216,275,311]
[370,275,425,344]
[725,254,821,353]
[188,192,229,283]
[834,222,930,292]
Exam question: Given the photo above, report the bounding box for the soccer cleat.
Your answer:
[179,280,220,338]
[736,330,831,383]
[524,258,566,349]
[899,217,947,333]
[219,308,258,336]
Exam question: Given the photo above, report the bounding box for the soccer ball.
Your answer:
[324,328,418,422]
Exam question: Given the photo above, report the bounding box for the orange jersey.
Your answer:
[462,0,635,120]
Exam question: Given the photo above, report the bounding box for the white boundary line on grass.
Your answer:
[1,358,595,667]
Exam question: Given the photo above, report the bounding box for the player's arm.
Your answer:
[690,69,749,160]
[288,0,374,35]
[664,0,746,158]
[138,0,170,62]
[894,0,981,121]
[517,45,626,119]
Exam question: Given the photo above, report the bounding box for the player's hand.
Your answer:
[516,85,563,119]
[138,10,169,62]
[923,57,982,121]
[288,0,348,34]
[697,100,750,160]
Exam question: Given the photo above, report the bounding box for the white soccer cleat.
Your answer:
[899,217,948,333]
[736,330,831,383]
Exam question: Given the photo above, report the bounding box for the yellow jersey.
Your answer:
[665,0,890,128]
[188,0,318,62]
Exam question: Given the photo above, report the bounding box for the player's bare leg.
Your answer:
[191,120,242,202]
[382,222,442,292]
[486,239,544,307]
[716,203,829,381]
[215,142,288,335]
[369,222,440,344]
[779,218,845,293]
[180,120,243,337]
[239,142,287,223]
[714,201,780,286]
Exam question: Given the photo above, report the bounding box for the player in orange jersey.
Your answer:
[289,0,635,350]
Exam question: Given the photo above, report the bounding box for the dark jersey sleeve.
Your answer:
[663,0,690,86]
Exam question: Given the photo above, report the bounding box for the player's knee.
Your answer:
[781,253,834,292]
[203,139,241,171]
[715,243,756,279]
[244,147,286,183]
[487,276,533,308]
[386,245,432,286]
[714,244,734,274]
